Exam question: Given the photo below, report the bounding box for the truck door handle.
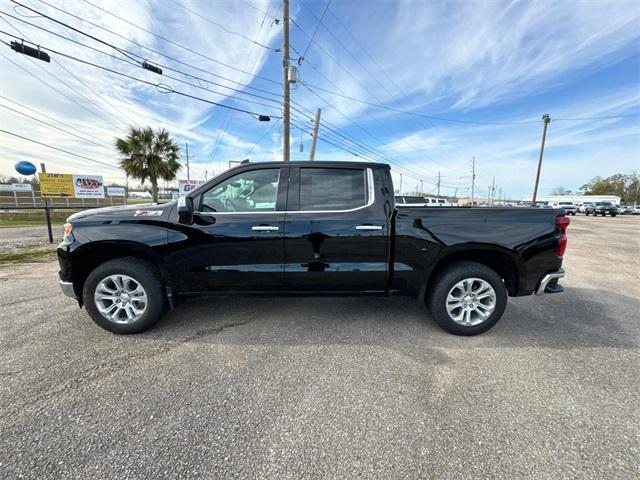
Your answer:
[355,225,383,230]
[252,225,279,231]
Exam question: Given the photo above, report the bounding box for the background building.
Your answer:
[520,195,621,205]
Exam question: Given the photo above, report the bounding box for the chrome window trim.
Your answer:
[194,168,375,215]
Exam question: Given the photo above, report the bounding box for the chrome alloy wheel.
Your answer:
[94,274,148,324]
[446,277,497,326]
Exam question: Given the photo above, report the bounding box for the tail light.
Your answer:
[556,215,570,257]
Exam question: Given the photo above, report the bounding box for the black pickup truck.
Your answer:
[57,161,569,336]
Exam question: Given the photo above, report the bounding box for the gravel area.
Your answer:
[0,215,638,479]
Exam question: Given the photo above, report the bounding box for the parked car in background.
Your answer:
[578,202,593,214]
[424,197,451,207]
[632,205,640,215]
[554,201,577,215]
[619,205,634,215]
[585,201,618,217]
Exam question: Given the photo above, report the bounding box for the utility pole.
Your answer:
[471,156,476,205]
[491,176,496,206]
[420,179,423,195]
[282,0,291,162]
[399,173,403,194]
[185,142,190,180]
[531,114,551,207]
[437,171,441,196]
[309,108,322,161]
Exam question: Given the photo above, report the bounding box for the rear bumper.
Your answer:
[536,268,565,295]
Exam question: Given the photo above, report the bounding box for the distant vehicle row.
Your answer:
[395,196,451,207]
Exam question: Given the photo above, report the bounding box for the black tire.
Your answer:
[585,211,590,216]
[83,257,167,334]
[611,213,617,217]
[426,261,508,335]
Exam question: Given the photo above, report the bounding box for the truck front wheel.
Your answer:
[426,261,507,335]
[83,257,167,334]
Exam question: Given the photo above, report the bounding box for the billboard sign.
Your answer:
[39,173,105,198]
[107,186,126,197]
[73,175,105,198]
[178,179,205,196]
[39,173,75,197]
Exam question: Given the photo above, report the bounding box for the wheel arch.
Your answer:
[69,241,167,305]
[426,245,522,296]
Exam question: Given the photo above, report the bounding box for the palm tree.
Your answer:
[115,127,181,203]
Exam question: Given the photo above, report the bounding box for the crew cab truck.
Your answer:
[57,161,569,336]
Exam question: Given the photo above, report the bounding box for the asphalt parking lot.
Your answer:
[1,214,639,479]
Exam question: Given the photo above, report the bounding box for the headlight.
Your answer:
[63,223,73,242]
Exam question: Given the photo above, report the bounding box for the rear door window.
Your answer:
[299,168,367,211]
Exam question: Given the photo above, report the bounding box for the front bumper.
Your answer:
[536,268,565,295]
[59,280,78,299]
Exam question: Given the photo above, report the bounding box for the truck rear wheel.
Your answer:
[426,261,507,335]
[83,257,167,334]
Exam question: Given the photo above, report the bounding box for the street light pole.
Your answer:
[531,114,551,207]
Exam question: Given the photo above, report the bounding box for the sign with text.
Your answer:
[39,173,75,197]
[178,179,205,196]
[12,183,33,192]
[73,175,105,198]
[107,186,125,197]
[39,173,105,198]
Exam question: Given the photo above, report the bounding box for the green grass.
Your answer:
[0,216,66,227]
[0,247,57,265]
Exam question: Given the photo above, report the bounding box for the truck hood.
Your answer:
[66,201,176,223]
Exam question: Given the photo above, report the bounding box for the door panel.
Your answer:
[165,166,288,292]
[283,166,390,292]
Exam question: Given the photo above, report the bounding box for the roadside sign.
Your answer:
[0,184,13,192]
[39,173,75,197]
[39,173,105,198]
[12,183,33,192]
[107,186,126,197]
[73,175,105,198]
[178,179,204,196]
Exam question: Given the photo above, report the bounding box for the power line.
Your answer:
[0,95,113,148]
[205,0,277,174]
[0,13,284,105]
[20,0,279,84]
[0,36,281,119]
[1,15,138,128]
[300,0,332,59]
[162,0,274,50]
[299,83,442,182]
[0,103,114,151]
[0,50,123,130]
[0,128,120,170]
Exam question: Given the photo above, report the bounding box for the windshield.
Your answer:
[596,202,614,206]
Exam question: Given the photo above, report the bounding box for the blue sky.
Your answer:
[0,0,639,198]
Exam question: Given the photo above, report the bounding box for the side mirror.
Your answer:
[178,196,194,224]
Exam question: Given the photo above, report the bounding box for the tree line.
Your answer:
[551,172,640,203]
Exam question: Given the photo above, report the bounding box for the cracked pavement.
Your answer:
[0,215,639,479]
